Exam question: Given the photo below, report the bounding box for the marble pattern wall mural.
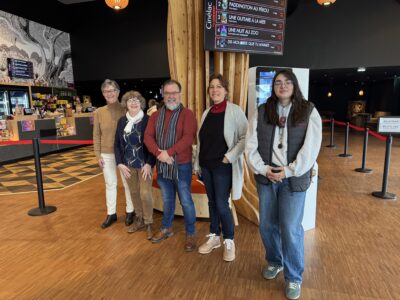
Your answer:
[0,10,74,87]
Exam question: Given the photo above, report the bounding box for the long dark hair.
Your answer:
[265,69,309,126]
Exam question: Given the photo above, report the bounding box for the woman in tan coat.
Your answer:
[93,79,134,229]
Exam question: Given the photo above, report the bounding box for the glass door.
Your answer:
[0,90,10,115]
[9,90,30,114]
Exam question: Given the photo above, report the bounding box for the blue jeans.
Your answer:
[257,179,306,283]
[201,164,234,239]
[157,163,196,235]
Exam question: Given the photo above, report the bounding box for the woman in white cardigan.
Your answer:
[194,73,247,262]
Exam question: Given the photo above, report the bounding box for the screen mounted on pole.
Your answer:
[204,0,287,55]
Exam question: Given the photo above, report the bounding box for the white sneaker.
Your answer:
[198,233,221,254]
[223,239,235,262]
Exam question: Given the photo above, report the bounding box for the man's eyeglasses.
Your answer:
[274,80,294,87]
[163,91,180,97]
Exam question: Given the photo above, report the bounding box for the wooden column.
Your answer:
[168,0,205,123]
[167,0,259,226]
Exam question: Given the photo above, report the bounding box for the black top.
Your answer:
[114,114,156,168]
[199,111,228,170]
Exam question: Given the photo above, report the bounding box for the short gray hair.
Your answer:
[101,79,120,92]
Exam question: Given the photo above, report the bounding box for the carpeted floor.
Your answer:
[0,146,101,195]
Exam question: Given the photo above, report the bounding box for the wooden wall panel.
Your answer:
[186,0,194,112]
[168,0,206,122]
[214,52,224,75]
[204,51,210,109]
[194,0,205,122]
[167,4,176,81]
[223,52,236,103]
[242,54,250,111]
[168,0,188,106]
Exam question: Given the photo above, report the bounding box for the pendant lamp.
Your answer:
[105,0,129,10]
[317,0,336,6]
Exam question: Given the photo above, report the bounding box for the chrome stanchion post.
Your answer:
[339,122,352,157]
[372,135,396,200]
[326,117,336,148]
[28,138,57,216]
[355,114,372,173]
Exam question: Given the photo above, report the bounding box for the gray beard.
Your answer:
[166,102,179,111]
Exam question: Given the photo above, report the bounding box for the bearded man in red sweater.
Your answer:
[144,79,197,252]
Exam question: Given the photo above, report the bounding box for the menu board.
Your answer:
[204,0,287,55]
[7,58,34,79]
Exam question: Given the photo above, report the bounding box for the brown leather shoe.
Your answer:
[151,228,173,244]
[146,224,153,240]
[184,234,196,252]
[127,217,145,234]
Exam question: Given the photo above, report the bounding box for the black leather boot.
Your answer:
[125,212,135,226]
[101,214,117,229]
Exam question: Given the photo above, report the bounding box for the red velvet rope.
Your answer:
[348,123,365,132]
[0,140,33,145]
[0,120,389,145]
[323,119,387,141]
[369,130,387,141]
[0,139,94,146]
[334,120,346,126]
[40,140,93,145]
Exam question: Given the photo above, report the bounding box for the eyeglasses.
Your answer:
[274,80,294,87]
[103,89,117,94]
[163,91,180,97]
[127,98,141,104]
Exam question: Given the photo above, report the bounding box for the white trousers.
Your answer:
[101,153,133,215]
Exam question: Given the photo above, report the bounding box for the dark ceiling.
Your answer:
[1,0,400,85]
[310,66,400,86]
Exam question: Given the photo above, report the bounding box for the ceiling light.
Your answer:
[327,92,333,97]
[357,67,366,72]
[358,90,364,96]
[317,0,336,6]
[105,0,129,10]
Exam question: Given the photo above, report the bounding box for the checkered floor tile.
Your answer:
[0,146,101,195]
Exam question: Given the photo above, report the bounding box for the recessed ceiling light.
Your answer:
[357,67,366,72]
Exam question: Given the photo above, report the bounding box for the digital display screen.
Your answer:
[23,108,34,115]
[7,58,34,79]
[256,67,292,106]
[204,0,287,55]
[257,70,276,106]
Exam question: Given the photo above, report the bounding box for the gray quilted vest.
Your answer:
[254,101,314,192]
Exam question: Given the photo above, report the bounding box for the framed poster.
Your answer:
[21,120,35,132]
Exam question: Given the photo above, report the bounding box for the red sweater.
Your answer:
[144,107,197,164]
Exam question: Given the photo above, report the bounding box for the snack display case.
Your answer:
[0,114,93,164]
[0,119,13,141]
[55,116,76,137]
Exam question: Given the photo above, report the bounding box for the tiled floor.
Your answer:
[0,146,101,195]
